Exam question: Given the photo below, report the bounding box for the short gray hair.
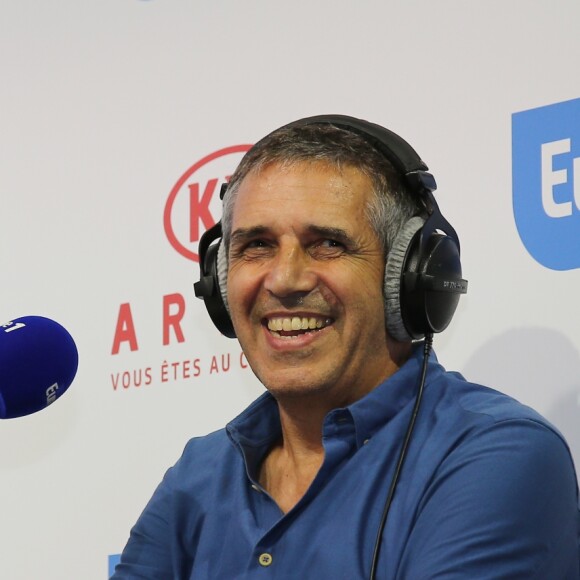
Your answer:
[221,123,421,257]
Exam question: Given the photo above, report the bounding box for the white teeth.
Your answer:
[267,316,331,333]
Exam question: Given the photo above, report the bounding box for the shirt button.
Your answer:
[258,553,273,567]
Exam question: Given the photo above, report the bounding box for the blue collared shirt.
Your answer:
[113,347,580,579]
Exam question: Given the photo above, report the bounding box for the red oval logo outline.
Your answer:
[164,145,252,262]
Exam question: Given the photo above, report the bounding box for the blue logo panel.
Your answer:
[512,97,580,270]
[108,554,121,577]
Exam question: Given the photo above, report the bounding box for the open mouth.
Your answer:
[265,316,333,338]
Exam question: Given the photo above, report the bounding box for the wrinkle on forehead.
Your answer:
[235,161,369,208]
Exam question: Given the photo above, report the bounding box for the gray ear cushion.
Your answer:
[384,216,425,342]
[216,240,230,314]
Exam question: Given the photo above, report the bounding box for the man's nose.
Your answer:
[263,245,317,298]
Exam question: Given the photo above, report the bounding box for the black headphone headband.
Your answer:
[286,114,432,185]
[194,114,467,340]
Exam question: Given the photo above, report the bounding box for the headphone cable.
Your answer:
[369,334,434,580]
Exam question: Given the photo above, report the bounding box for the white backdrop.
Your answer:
[1,1,579,578]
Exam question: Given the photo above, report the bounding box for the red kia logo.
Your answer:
[164,145,252,262]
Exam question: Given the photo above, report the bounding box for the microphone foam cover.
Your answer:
[0,316,79,419]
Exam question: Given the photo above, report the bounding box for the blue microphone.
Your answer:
[0,316,79,419]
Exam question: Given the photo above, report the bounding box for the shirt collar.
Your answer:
[347,343,441,447]
[226,343,442,455]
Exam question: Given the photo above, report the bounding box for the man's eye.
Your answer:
[320,239,343,248]
[246,239,269,249]
[240,239,273,256]
[311,239,346,257]
[229,239,271,260]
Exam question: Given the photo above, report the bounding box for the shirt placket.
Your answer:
[246,409,358,574]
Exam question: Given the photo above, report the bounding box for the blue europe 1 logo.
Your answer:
[108,554,120,577]
[512,97,580,270]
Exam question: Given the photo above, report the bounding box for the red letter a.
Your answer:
[111,303,139,355]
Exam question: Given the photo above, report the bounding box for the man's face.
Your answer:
[227,161,400,406]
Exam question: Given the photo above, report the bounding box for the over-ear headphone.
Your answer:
[194,114,468,341]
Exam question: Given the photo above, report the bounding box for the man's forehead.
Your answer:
[230,223,354,244]
[229,162,378,243]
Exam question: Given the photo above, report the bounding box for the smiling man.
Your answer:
[113,116,580,579]
[226,160,410,514]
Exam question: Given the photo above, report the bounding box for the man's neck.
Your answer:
[258,341,412,513]
[257,388,368,513]
[258,407,324,513]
